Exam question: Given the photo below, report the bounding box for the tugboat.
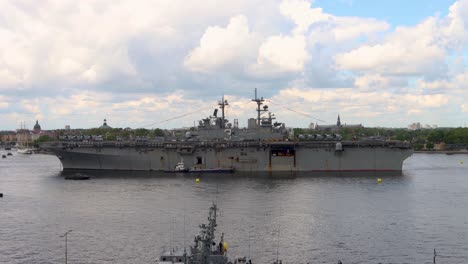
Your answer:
[164,159,189,173]
[154,203,247,264]
[64,173,90,180]
[164,160,234,173]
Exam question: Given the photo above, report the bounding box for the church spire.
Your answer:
[337,115,341,127]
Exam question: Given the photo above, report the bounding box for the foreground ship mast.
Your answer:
[156,203,230,264]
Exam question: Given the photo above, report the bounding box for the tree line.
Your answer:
[294,127,468,149]
[30,126,468,150]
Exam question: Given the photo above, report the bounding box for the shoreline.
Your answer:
[414,150,468,154]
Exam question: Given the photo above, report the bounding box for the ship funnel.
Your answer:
[213,109,218,117]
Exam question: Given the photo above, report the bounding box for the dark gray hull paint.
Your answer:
[45,141,413,172]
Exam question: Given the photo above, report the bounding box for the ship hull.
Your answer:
[42,141,413,172]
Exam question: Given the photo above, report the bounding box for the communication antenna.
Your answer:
[218,96,229,128]
[248,224,251,260]
[275,207,282,264]
[251,88,268,126]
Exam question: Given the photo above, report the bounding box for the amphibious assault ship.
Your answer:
[41,91,413,172]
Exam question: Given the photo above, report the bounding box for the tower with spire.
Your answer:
[33,120,41,132]
[337,115,341,127]
[99,118,112,129]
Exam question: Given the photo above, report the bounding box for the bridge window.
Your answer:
[271,146,295,157]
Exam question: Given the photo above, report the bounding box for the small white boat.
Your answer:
[17,147,33,154]
[164,159,189,172]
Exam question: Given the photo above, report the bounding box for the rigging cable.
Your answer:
[265,99,330,125]
[141,105,216,128]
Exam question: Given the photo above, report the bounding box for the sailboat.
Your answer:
[17,122,33,154]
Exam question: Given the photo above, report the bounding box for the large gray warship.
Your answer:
[41,91,413,172]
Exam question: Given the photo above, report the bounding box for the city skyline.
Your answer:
[0,0,467,130]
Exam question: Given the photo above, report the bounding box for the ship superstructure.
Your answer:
[156,203,233,264]
[41,91,413,172]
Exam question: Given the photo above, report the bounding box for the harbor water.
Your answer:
[0,152,467,263]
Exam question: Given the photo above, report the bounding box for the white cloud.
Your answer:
[329,17,389,42]
[0,0,467,129]
[184,15,259,73]
[354,74,390,92]
[279,0,330,34]
[0,0,274,90]
[335,0,468,75]
[308,16,389,46]
[250,35,308,76]
[462,104,468,112]
[275,87,450,115]
[417,79,455,90]
[335,17,446,74]
[0,96,9,109]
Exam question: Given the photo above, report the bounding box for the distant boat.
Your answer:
[164,159,189,172]
[17,148,33,154]
[16,121,34,155]
[64,173,90,180]
[164,159,234,173]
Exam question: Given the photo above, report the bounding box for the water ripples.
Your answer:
[0,152,467,263]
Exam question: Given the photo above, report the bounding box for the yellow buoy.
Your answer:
[377,178,382,183]
[195,178,200,183]
[223,242,228,251]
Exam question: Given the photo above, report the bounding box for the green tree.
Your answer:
[427,129,445,143]
[293,128,305,136]
[413,143,424,150]
[134,128,150,137]
[153,128,165,137]
[33,135,55,147]
[105,132,116,141]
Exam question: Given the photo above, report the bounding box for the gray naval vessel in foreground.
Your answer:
[154,203,245,264]
[41,91,413,172]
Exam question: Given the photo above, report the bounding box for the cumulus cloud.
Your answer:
[335,0,468,76]
[267,86,453,127]
[462,104,468,113]
[354,74,390,92]
[0,0,466,129]
[279,0,330,34]
[307,16,389,46]
[250,35,308,76]
[335,17,446,75]
[417,79,455,91]
[0,0,274,92]
[184,15,259,73]
[0,96,9,109]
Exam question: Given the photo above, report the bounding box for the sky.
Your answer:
[0,0,467,130]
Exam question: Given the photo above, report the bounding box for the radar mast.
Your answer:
[251,88,268,126]
[218,96,229,128]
